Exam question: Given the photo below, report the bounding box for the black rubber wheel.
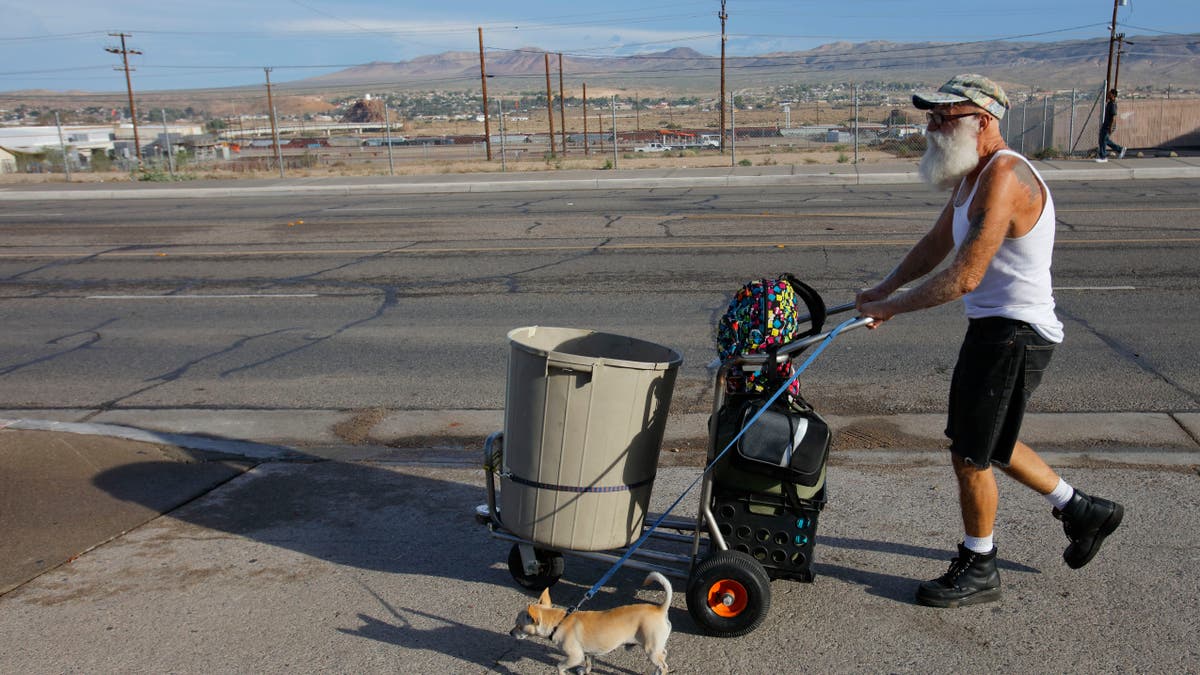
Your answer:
[507,544,565,591]
[686,550,772,637]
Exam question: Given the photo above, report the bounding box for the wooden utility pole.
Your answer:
[478,27,492,161]
[718,1,728,153]
[544,53,556,155]
[558,53,567,155]
[1114,34,1129,91]
[105,33,143,165]
[583,83,590,156]
[263,68,284,178]
[1104,0,1122,90]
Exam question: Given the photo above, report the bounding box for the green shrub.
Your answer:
[738,158,752,166]
[136,168,195,182]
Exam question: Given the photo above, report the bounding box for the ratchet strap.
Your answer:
[503,473,655,494]
[567,316,860,615]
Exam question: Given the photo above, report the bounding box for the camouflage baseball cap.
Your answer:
[913,74,1010,119]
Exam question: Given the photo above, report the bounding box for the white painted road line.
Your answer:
[1054,286,1137,291]
[0,213,65,217]
[323,206,418,212]
[87,294,320,300]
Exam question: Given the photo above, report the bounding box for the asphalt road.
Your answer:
[1,180,1197,420]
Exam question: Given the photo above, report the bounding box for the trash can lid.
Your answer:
[508,326,682,371]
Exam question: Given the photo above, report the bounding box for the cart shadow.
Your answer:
[90,447,696,667]
[92,454,512,580]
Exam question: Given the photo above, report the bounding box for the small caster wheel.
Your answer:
[507,544,564,592]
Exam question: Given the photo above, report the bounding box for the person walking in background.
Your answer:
[1096,88,1126,162]
[856,74,1124,608]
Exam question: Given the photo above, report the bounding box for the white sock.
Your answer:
[1046,479,1074,510]
[963,534,994,554]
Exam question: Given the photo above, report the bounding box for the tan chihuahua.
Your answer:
[509,571,672,675]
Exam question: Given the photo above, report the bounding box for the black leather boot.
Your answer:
[916,544,1001,608]
[1053,488,1124,569]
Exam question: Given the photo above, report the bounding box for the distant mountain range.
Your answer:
[285,33,1200,94]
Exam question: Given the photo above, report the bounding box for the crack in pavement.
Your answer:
[0,318,118,377]
[1058,305,1199,405]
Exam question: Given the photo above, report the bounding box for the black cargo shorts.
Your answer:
[945,317,1056,468]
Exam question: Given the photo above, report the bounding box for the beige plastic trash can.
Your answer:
[500,326,682,551]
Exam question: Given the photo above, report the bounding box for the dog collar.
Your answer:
[547,614,568,641]
[547,606,575,641]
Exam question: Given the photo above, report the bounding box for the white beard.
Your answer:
[919,121,981,190]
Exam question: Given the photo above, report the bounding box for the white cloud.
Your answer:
[271,17,715,58]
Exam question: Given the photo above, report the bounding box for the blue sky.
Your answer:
[1,0,1197,92]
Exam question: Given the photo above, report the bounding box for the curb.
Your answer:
[0,418,298,461]
[4,410,1198,465]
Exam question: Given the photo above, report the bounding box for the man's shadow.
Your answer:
[814,535,1040,602]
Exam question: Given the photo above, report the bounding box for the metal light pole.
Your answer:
[583,83,590,156]
[545,54,556,156]
[558,53,567,155]
[54,111,71,182]
[498,98,507,172]
[1068,89,1077,157]
[161,109,175,178]
[730,92,736,167]
[853,84,859,164]
[611,96,618,168]
[384,105,395,176]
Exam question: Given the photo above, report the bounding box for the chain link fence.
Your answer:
[6,82,1197,180]
[829,83,1200,161]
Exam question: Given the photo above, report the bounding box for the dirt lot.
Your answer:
[1,144,907,184]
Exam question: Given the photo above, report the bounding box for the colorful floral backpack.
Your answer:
[715,274,826,398]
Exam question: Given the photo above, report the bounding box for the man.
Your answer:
[855,74,1124,608]
[1097,88,1126,162]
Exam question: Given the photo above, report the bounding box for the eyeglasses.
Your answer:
[926,111,981,127]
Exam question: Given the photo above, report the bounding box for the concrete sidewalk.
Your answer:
[1,423,1196,673]
[2,155,1200,200]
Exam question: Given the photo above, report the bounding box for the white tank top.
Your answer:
[952,149,1064,343]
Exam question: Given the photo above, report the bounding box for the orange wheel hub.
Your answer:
[706,579,748,617]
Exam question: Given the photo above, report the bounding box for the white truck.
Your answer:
[634,142,671,152]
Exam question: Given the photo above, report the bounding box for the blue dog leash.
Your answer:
[568,316,860,614]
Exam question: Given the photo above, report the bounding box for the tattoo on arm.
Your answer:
[1013,161,1043,208]
[961,209,986,247]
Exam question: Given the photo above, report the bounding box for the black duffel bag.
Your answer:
[729,397,830,488]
